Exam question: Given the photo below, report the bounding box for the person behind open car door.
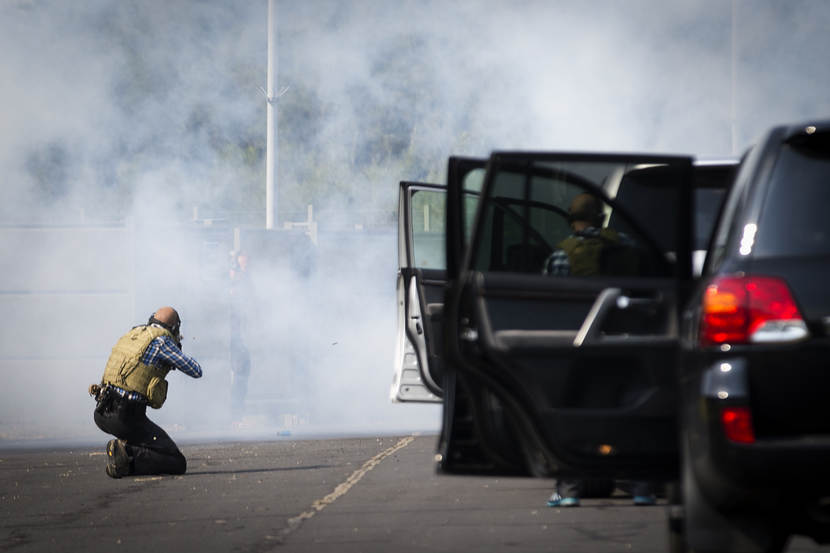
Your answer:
[541,192,657,507]
[543,193,641,277]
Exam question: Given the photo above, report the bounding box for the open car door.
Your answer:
[392,160,487,403]
[388,165,477,402]
[392,181,445,402]
[439,152,695,481]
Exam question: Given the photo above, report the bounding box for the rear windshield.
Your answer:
[755,142,830,257]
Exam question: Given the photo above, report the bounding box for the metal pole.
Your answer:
[730,0,738,155]
[266,0,278,229]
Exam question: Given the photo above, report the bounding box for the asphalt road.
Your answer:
[1,435,828,553]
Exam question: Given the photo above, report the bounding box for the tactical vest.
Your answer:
[557,228,637,277]
[101,325,173,409]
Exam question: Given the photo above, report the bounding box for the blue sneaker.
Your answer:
[633,495,656,506]
[547,493,580,507]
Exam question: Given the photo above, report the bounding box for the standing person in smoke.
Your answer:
[229,250,254,421]
[89,306,202,478]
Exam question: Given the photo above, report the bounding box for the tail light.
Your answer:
[700,276,808,346]
[721,406,756,443]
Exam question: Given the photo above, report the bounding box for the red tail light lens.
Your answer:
[721,406,755,443]
[700,276,807,346]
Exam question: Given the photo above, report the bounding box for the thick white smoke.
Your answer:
[1,0,829,445]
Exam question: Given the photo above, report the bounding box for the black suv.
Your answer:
[403,120,828,553]
[677,121,830,552]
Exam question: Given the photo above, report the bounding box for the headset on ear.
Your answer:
[148,314,182,343]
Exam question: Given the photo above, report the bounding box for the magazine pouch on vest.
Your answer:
[146,375,168,408]
[101,325,173,409]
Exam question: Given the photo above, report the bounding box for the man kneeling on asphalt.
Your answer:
[89,306,202,478]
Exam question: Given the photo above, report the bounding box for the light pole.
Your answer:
[266,0,278,229]
[730,0,738,155]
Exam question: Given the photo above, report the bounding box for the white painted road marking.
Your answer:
[278,435,416,541]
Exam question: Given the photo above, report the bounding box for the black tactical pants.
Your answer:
[93,389,186,476]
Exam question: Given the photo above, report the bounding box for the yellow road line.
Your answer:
[279,435,416,541]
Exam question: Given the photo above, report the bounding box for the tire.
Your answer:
[681,435,786,553]
[666,480,687,553]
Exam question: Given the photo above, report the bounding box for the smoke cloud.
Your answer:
[1,0,829,445]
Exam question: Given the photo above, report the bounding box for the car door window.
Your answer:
[471,159,677,278]
[462,168,485,246]
[411,175,486,270]
[410,188,446,269]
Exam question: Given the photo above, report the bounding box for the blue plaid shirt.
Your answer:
[109,327,202,402]
[542,227,634,276]
[543,247,573,276]
[140,330,203,379]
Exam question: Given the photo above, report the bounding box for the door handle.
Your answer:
[574,288,622,347]
[574,289,667,346]
[409,314,423,335]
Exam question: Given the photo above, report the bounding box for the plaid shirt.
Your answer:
[140,331,203,378]
[542,227,634,276]
[543,248,572,276]
[109,329,202,402]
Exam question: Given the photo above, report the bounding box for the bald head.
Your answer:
[151,306,181,333]
[568,193,604,229]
